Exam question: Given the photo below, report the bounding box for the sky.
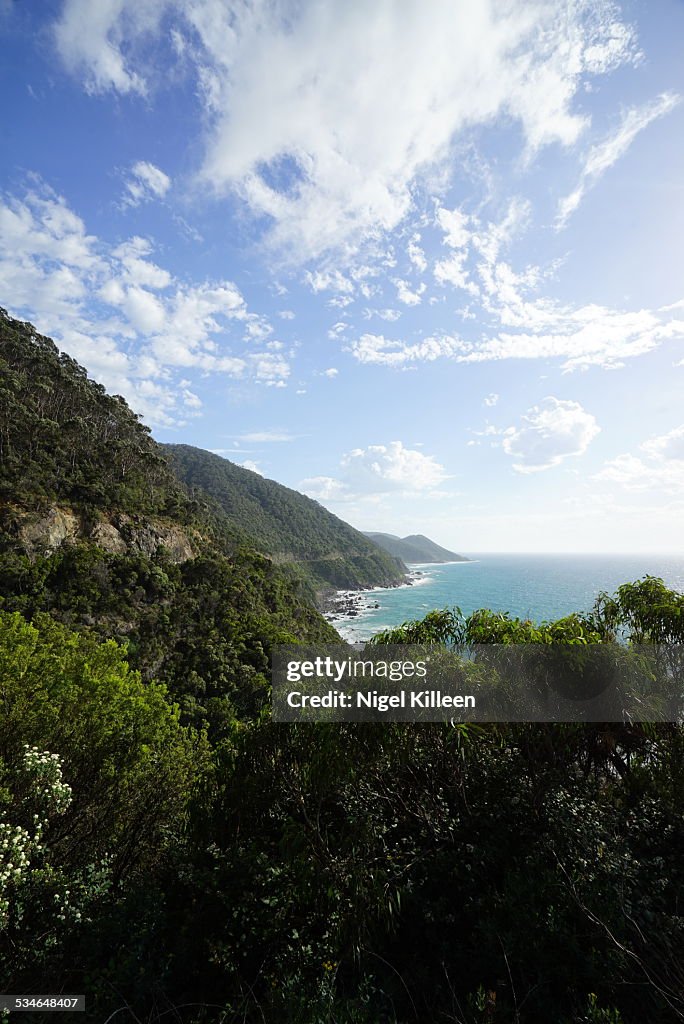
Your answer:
[1,0,684,553]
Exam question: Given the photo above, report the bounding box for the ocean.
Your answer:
[329,553,684,642]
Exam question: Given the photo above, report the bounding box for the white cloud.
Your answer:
[342,442,448,492]
[434,250,474,293]
[122,160,171,207]
[111,237,172,289]
[0,184,99,272]
[595,425,684,494]
[54,0,638,258]
[244,316,273,341]
[502,397,600,473]
[237,431,296,443]
[123,285,166,332]
[433,198,530,299]
[0,183,290,424]
[349,332,468,367]
[301,440,448,504]
[305,268,354,294]
[321,367,338,378]
[484,393,499,407]
[436,205,471,249]
[327,321,347,339]
[407,233,427,273]
[182,387,202,409]
[54,0,160,95]
[641,424,684,462]
[557,92,680,226]
[300,476,352,503]
[250,351,290,385]
[240,459,263,475]
[460,308,684,371]
[394,279,426,306]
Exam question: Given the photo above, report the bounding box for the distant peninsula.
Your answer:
[363,532,470,564]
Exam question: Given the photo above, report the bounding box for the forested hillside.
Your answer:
[364,531,468,563]
[0,308,185,515]
[166,443,406,591]
[0,307,337,735]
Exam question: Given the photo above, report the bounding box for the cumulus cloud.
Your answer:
[595,425,684,493]
[349,332,468,368]
[557,92,680,226]
[417,196,684,370]
[53,0,638,258]
[181,387,202,409]
[110,236,172,289]
[343,442,448,491]
[502,397,600,473]
[434,250,474,293]
[407,234,427,273]
[301,440,448,504]
[374,308,402,322]
[0,183,289,424]
[300,476,353,503]
[484,393,499,407]
[122,161,171,207]
[54,0,161,95]
[641,425,684,462]
[394,279,426,306]
[436,205,471,249]
[305,268,354,295]
[461,308,684,371]
[240,459,263,475]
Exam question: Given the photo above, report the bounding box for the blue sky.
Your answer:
[2,0,684,552]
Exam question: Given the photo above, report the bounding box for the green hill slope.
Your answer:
[364,531,469,563]
[0,307,337,734]
[166,443,406,591]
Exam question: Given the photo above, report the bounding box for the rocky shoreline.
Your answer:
[323,567,426,629]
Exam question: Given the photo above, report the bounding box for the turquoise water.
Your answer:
[332,553,684,642]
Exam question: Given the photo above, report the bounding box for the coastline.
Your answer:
[323,559,477,641]
[323,565,431,637]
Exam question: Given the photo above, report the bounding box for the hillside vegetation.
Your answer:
[0,308,185,516]
[364,530,468,563]
[0,308,337,735]
[166,444,406,591]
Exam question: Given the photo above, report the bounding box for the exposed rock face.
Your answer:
[12,506,195,563]
[90,520,129,554]
[16,507,79,556]
[109,514,196,562]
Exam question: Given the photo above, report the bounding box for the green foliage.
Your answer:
[0,590,682,1023]
[151,703,683,1023]
[0,744,73,929]
[371,605,606,647]
[595,575,684,643]
[370,606,467,645]
[364,530,466,563]
[166,443,406,591]
[0,308,187,515]
[0,544,337,737]
[0,611,201,874]
[0,611,204,991]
